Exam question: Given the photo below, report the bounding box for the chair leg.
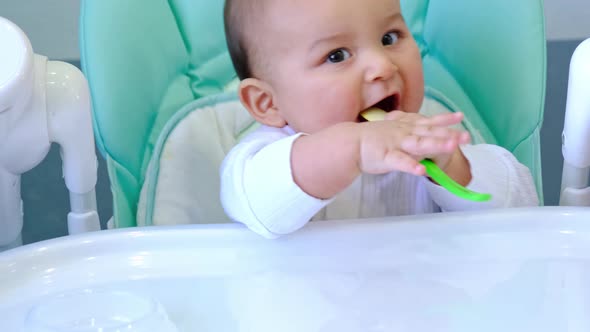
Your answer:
[0,168,23,247]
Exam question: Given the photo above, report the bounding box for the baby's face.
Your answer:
[257,0,424,134]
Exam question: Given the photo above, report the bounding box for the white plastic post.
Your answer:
[0,17,49,247]
[0,168,23,247]
[560,38,590,206]
[0,16,100,247]
[45,60,100,234]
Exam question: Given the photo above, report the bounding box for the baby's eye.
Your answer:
[326,49,351,63]
[382,31,400,46]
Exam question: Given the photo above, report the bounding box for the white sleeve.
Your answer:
[425,144,539,211]
[220,127,333,239]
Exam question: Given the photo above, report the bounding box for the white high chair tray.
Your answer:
[2,207,590,331]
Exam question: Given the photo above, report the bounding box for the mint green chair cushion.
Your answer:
[80,0,545,228]
[80,1,235,227]
[403,0,546,197]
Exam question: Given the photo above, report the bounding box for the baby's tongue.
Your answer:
[360,107,387,121]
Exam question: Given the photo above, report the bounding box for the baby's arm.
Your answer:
[292,111,470,199]
[221,112,468,238]
[220,126,332,239]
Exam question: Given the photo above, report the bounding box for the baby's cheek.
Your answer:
[403,81,424,113]
[319,84,360,117]
[407,64,425,113]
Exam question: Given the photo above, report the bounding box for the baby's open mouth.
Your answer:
[358,94,400,122]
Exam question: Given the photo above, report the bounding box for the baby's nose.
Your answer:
[364,51,397,82]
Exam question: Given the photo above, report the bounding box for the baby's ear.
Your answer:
[238,78,286,128]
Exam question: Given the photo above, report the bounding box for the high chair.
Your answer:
[0,17,100,250]
[560,38,590,206]
[80,0,546,228]
[6,5,590,329]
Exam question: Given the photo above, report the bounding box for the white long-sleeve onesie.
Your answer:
[220,103,539,239]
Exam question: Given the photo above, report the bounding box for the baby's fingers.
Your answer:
[417,112,464,127]
[383,151,426,176]
[400,135,459,156]
[412,126,472,145]
[412,125,470,142]
[457,131,471,145]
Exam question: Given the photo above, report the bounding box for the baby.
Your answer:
[220,0,538,239]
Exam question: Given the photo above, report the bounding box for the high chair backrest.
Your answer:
[80,0,546,228]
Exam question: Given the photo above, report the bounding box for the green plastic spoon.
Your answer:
[360,108,491,202]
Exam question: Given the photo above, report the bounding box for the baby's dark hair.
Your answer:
[224,0,259,80]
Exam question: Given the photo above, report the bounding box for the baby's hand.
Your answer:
[357,111,470,175]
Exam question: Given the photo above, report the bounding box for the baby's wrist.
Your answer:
[441,149,472,186]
